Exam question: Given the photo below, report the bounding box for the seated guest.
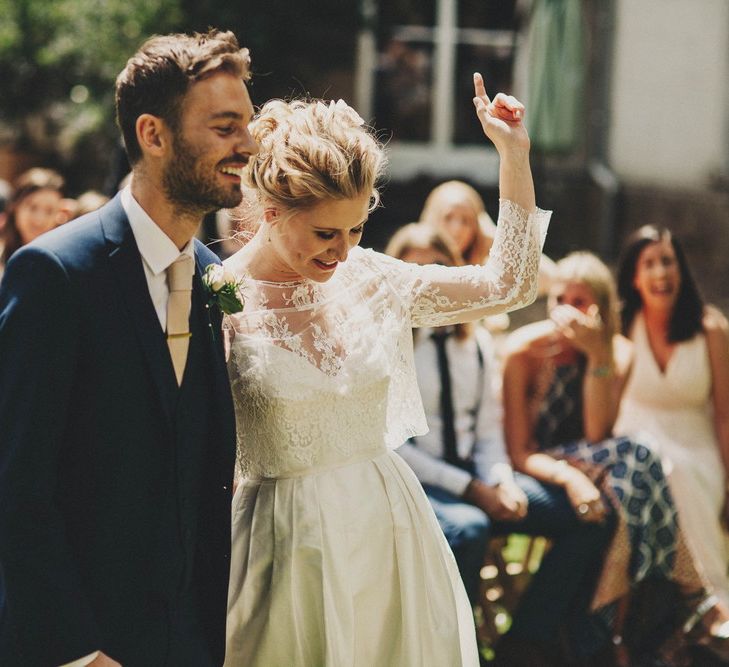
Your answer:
[419,180,556,296]
[0,168,65,274]
[386,226,617,665]
[503,250,729,664]
[615,226,729,608]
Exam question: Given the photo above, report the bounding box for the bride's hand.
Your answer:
[472,72,530,154]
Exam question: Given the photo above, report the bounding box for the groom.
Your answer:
[0,30,257,666]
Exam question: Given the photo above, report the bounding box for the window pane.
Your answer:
[453,43,515,145]
[373,38,434,141]
[379,0,436,28]
[458,0,518,30]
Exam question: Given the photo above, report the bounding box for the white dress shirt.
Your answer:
[121,186,195,331]
[397,326,514,497]
[60,188,195,667]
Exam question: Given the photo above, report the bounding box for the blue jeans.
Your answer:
[423,473,616,655]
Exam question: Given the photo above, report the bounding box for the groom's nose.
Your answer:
[236,126,258,158]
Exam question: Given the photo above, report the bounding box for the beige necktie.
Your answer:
[166,255,194,385]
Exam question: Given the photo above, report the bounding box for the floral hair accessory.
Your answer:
[316,99,365,128]
[202,264,245,315]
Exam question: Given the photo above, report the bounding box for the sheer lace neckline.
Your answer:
[238,268,312,288]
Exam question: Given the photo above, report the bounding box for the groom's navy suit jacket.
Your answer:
[0,195,237,665]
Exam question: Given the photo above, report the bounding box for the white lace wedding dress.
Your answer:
[223,200,550,666]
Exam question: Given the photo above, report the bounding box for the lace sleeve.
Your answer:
[378,199,550,327]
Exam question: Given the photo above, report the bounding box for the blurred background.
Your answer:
[1,0,727,308]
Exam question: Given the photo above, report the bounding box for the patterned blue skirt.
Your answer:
[547,436,702,609]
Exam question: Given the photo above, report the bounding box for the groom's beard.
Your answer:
[163,133,244,215]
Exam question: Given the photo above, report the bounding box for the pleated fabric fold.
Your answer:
[225,451,478,666]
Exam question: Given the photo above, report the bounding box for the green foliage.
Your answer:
[0,0,182,145]
[0,0,362,190]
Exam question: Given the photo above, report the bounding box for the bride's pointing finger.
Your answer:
[473,72,490,105]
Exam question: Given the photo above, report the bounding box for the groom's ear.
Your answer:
[136,114,171,159]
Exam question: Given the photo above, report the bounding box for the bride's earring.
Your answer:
[263,208,278,243]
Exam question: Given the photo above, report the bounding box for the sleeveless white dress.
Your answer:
[223,200,549,666]
[615,313,729,605]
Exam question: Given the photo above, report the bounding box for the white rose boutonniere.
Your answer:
[202,264,245,315]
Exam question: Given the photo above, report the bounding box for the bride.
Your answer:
[222,74,550,666]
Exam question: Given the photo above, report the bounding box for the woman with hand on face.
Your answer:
[222,74,550,666]
[502,251,729,664]
[615,226,729,609]
[0,168,65,277]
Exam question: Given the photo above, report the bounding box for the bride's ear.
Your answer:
[263,207,279,225]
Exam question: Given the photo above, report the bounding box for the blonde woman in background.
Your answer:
[420,179,556,298]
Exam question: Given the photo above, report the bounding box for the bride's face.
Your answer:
[268,194,371,282]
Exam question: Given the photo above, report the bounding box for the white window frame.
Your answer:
[355,0,517,184]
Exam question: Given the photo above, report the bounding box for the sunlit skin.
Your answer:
[14,188,63,244]
[132,71,258,249]
[633,238,682,316]
[549,281,597,315]
[165,73,257,209]
[234,195,371,283]
[543,281,606,363]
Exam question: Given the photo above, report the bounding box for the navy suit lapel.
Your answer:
[100,195,178,422]
[193,248,229,392]
[193,247,236,483]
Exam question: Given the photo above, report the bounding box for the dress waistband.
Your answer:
[248,447,388,482]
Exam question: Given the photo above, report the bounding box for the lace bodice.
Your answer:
[226,199,550,479]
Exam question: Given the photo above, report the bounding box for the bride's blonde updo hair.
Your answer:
[242,99,386,221]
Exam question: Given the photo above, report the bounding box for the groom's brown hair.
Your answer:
[115,29,251,165]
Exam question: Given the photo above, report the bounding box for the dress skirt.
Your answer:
[224,449,479,667]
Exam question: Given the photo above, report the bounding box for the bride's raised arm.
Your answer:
[377,73,550,327]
